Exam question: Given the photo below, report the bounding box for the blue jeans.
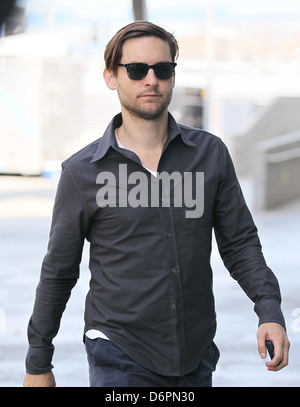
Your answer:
[85,336,219,387]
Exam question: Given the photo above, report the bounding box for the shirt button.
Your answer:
[171,303,176,309]
[166,232,172,238]
[171,268,176,274]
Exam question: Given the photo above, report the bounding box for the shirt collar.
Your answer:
[91,112,195,163]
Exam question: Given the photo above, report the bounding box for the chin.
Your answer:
[127,105,167,121]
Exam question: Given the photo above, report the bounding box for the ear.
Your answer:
[103,68,117,90]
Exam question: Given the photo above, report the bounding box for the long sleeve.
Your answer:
[213,142,285,329]
[25,164,90,374]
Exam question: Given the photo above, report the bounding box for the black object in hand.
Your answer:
[265,340,275,359]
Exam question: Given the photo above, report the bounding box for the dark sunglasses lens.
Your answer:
[154,63,175,79]
[127,64,149,80]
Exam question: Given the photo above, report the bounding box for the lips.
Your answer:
[140,93,161,98]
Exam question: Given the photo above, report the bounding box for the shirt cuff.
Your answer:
[254,298,286,330]
[25,346,54,375]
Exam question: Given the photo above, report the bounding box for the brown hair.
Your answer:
[104,21,179,74]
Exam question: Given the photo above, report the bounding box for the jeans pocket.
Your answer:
[92,338,126,372]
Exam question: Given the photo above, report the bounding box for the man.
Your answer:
[23,21,289,387]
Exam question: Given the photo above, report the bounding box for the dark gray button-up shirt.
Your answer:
[25,113,285,376]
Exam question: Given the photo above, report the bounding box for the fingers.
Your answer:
[257,328,268,359]
[265,338,290,371]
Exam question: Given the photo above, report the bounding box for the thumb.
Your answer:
[257,330,267,359]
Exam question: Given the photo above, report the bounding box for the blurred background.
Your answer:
[0,0,299,386]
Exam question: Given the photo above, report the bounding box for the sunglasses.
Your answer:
[118,62,177,81]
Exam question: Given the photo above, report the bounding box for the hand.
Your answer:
[257,322,290,371]
[23,371,56,387]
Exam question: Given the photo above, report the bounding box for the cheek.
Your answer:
[161,77,175,91]
[163,81,175,97]
[118,81,142,99]
[116,83,137,106]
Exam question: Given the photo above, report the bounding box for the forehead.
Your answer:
[121,36,172,63]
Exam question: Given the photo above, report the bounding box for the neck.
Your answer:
[117,108,169,152]
[117,108,169,172]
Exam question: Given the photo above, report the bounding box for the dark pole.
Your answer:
[132,0,147,21]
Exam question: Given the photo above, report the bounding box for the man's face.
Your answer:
[105,36,175,121]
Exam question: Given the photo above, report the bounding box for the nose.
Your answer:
[144,67,159,86]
